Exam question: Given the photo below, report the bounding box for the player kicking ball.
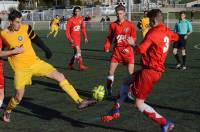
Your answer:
[0,10,96,123]
[104,5,136,96]
[101,9,179,132]
[66,6,88,71]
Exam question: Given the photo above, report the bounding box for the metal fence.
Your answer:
[1,21,200,32]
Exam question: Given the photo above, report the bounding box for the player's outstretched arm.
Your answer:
[65,20,73,43]
[27,25,52,59]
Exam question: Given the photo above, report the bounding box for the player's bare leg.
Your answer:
[0,89,4,107]
[106,62,119,96]
[47,70,96,109]
[53,30,58,38]
[173,48,181,69]
[135,99,174,132]
[3,88,25,122]
[181,48,187,70]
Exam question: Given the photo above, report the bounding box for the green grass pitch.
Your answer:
[0,30,200,132]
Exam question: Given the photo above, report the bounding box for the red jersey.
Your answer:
[136,23,179,72]
[65,16,87,45]
[104,20,136,51]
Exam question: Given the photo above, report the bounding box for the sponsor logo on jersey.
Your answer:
[124,27,129,33]
[18,36,23,42]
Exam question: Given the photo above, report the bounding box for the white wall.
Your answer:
[186,0,200,7]
[0,1,19,12]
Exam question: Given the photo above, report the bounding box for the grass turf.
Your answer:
[0,30,200,132]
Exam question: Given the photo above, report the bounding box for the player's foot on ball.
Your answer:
[101,103,120,122]
[67,65,74,70]
[2,111,11,123]
[176,63,181,69]
[78,99,97,109]
[161,121,175,132]
[79,65,88,71]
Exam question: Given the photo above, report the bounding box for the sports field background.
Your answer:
[0,30,200,132]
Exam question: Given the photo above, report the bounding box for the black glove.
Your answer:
[45,49,52,59]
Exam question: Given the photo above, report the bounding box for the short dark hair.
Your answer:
[73,6,81,15]
[115,5,125,12]
[180,11,186,15]
[147,9,163,26]
[8,10,22,21]
[147,9,162,19]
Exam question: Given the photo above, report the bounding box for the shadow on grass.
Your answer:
[3,97,136,132]
[5,76,200,117]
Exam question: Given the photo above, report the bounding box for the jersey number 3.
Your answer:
[163,36,169,53]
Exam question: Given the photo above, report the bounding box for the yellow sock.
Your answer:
[5,97,19,113]
[59,80,83,104]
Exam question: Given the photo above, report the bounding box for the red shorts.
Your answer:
[0,61,4,89]
[71,37,81,48]
[111,46,134,64]
[131,69,162,100]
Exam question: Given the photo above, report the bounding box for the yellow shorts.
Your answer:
[14,60,56,89]
[50,25,58,32]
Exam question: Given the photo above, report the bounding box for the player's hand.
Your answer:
[45,50,52,59]
[127,37,136,47]
[12,46,24,54]
[85,38,88,44]
[70,40,74,44]
[122,48,129,54]
[184,35,188,40]
[104,49,109,53]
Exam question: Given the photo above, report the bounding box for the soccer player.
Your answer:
[47,15,60,38]
[101,9,179,132]
[173,11,192,70]
[137,11,150,38]
[104,5,136,95]
[0,10,96,123]
[66,6,88,71]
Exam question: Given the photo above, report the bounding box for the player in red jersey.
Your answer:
[66,6,88,71]
[104,5,136,95]
[0,37,23,108]
[101,9,179,132]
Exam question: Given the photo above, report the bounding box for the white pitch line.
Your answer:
[194,44,200,49]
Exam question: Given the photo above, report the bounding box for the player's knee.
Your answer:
[15,92,23,103]
[56,72,65,81]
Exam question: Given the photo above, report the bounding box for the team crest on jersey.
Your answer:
[18,36,23,42]
[124,27,129,33]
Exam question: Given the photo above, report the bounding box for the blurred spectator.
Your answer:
[190,10,194,22]
[27,12,31,21]
[85,15,92,30]
[100,17,105,23]
[106,16,110,22]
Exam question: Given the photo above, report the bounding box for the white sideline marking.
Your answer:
[194,44,200,49]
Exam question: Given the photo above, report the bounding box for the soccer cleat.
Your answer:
[181,66,187,71]
[101,103,120,122]
[176,63,181,69]
[161,121,175,132]
[127,88,135,101]
[79,65,88,71]
[67,64,74,70]
[2,111,11,123]
[78,99,97,109]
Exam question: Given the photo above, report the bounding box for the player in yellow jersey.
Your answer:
[0,10,96,123]
[137,11,150,38]
[47,15,60,38]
